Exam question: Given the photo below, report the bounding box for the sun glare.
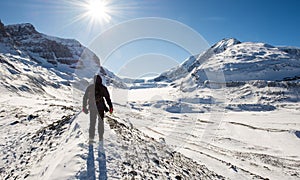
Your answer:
[84,0,111,23]
[65,0,135,30]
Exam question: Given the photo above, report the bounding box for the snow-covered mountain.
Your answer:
[152,38,300,112]
[0,21,126,91]
[155,38,300,83]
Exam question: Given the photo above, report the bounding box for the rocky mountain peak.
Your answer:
[0,20,9,38]
[211,38,241,54]
[5,23,38,37]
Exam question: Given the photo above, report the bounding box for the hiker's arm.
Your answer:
[104,87,113,109]
[82,86,90,108]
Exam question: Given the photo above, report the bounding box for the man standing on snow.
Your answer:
[82,75,113,143]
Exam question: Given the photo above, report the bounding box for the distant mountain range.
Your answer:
[1,21,300,94]
[155,38,300,84]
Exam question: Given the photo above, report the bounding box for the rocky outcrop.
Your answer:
[0,20,8,38]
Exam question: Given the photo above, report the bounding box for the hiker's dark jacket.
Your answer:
[83,83,113,112]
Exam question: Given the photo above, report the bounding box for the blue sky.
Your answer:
[0,0,300,77]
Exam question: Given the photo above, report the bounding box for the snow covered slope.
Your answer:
[155,38,300,83]
[4,23,98,76]
[194,40,300,82]
[0,21,126,89]
[25,112,224,179]
[115,38,300,179]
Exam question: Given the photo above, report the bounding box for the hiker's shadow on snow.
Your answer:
[86,144,96,180]
[98,145,107,180]
[78,144,107,180]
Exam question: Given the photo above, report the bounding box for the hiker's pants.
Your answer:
[89,109,105,141]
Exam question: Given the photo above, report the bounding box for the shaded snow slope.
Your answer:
[0,53,73,98]
[4,23,99,77]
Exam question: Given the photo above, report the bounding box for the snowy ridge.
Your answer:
[209,38,241,54]
[4,23,98,77]
[9,110,224,179]
[154,38,241,82]
[155,38,300,84]
[193,40,300,82]
[0,95,78,179]
[1,22,126,90]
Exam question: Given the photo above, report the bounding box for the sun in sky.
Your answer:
[83,0,112,23]
[64,0,140,33]
[68,0,117,29]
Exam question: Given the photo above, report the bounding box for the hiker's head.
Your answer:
[94,75,102,85]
